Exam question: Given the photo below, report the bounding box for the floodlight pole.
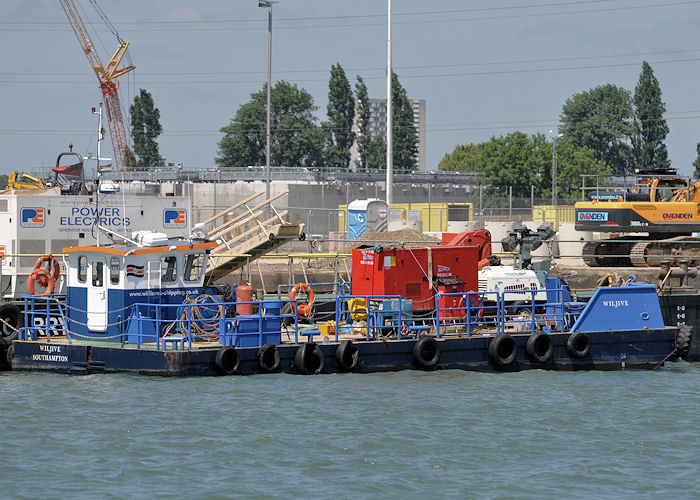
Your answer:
[259,1,276,202]
[385,0,393,205]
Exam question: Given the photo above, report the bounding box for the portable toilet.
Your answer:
[347,199,389,241]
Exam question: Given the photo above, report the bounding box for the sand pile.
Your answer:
[337,229,440,255]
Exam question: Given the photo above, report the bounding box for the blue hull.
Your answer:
[7,328,676,376]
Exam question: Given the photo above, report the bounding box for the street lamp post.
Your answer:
[259,1,276,202]
[550,130,563,205]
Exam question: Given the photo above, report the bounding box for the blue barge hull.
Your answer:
[7,328,676,376]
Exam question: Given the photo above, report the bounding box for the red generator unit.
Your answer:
[352,244,480,317]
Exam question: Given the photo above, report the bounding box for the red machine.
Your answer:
[441,229,493,268]
[352,230,489,316]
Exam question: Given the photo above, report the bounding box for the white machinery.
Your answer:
[478,265,547,305]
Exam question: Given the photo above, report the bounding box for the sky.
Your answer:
[3,0,700,177]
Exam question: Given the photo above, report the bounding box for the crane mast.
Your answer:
[59,0,135,170]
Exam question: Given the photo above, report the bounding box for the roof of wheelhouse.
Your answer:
[62,241,217,256]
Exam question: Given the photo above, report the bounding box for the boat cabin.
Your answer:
[63,235,217,339]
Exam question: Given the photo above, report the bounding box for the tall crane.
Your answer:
[59,0,135,170]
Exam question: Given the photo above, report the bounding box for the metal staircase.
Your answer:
[203,190,305,281]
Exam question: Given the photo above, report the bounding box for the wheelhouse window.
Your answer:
[92,260,104,287]
[161,255,177,283]
[183,253,204,282]
[78,255,87,283]
[110,257,120,285]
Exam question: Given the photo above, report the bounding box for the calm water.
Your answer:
[1,364,698,499]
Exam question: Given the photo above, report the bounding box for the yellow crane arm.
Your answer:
[59,0,134,81]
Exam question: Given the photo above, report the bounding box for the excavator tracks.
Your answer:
[582,238,634,267]
[629,236,700,267]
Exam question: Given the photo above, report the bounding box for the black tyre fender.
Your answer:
[567,331,591,359]
[257,343,280,373]
[6,342,15,367]
[335,340,359,371]
[489,334,518,367]
[412,337,441,370]
[298,232,306,241]
[674,325,693,361]
[526,331,554,364]
[0,303,22,346]
[269,233,276,242]
[215,346,240,375]
[295,343,324,375]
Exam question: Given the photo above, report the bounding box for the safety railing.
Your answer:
[126,297,299,350]
[434,291,503,337]
[19,293,67,341]
[332,294,425,341]
[435,287,585,337]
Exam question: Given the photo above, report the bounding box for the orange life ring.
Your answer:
[28,267,56,295]
[33,256,60,288]
[458,293,484,320]
[289,282,315,317]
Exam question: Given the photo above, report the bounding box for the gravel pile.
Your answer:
[337,229,439,254]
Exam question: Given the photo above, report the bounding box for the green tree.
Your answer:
[478,132,550,197]
[693,143,700,178]
[353,76,374,170]
[554,141,611,200]
[366,135,386,170]
[560,84,634,175]
[130,89,164,169]
[633,61,670,170]
[216,81,324,168]
[324,63,354,169]
[438,143,485,172]
[0,174,7,190]
[441,132,610,199]
[392,72,418,172]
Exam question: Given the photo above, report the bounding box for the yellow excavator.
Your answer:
[575,168,700,267]
[6,171,46,190]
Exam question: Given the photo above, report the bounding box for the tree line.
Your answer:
[126,65,419,172]
[439,61,688,200]
[127,60,700,192]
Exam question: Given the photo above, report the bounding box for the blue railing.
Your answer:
[126,297,299,350]
[19,293,67,341]
[435,286,583,337]
[434,291,503,337]
[18,285,588,349]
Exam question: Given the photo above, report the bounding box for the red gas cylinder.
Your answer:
[236,282,254,315]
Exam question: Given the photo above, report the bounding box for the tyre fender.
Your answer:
[257,343,280,373]
[567,331,591,359]
[215,346,240,375]
[335,340,359,371]
[489,334,518,367]
[295,343,324,375]
[412,336,441,370]
[0,303,23,346]
[526,331,553,364]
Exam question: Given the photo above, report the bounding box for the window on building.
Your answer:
[183,254,204,282]
[161,255,177,283]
